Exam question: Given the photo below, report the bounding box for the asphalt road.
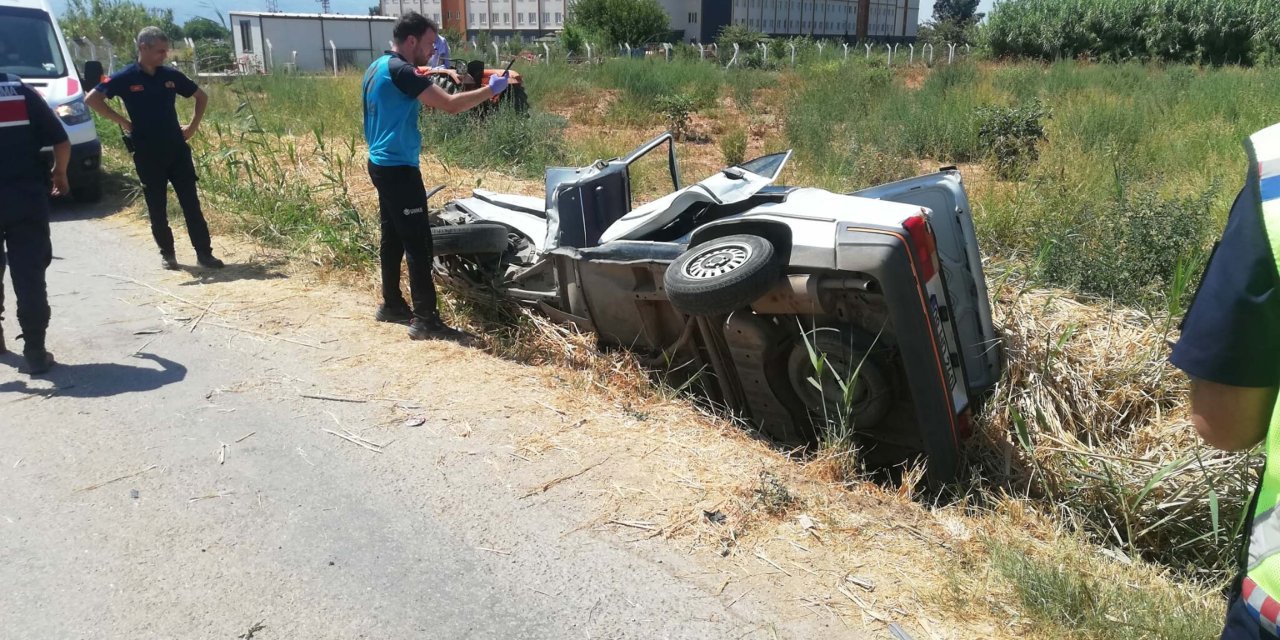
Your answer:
[0,203,789,639]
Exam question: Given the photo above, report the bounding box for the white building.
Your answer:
[229,11,397,73]
[377,0,919,42]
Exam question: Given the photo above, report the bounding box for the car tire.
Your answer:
[431,223,509,256]
[664,234,782,316]
[786,327,894,430]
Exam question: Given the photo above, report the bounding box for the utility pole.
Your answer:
[265,0,280,11]
[316,0,331,13]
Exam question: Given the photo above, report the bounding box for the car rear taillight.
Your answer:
[66,76,80,95]
[903,213,938,281]
[957,409,973,439]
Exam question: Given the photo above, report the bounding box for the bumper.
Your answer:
[41,139,102,183]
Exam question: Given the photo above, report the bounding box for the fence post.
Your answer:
[697,43,704,60]
[330,39,337,75]
[964,44,971,56]
[664,43,671,62]
[924,43,933,64]
[184,37,198,76]
[948,43,957,64]
[865,42,872,60]
[542,42,550,61]
[908,43,914,65]
[586,42,593,62]
[104,40,115,73]
[759,42,768,63]
[843,42,849,61]
[789,42,796,67]
[885,43,892,67]
[492,42,500,66]
[817,41,825,59]
[727,42,739,68]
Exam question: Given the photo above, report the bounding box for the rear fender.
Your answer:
[687,219,794,266]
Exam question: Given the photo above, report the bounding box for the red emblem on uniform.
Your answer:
[130,84,144,92]
[413,67,429,76]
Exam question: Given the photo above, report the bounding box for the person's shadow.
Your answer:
[177,258,289,286]
[0,353,186,398]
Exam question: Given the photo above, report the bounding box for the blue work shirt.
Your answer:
[0,73,68,191]
[362,51,433,168]
[95,63,199,150]
[1171,179,1280,387]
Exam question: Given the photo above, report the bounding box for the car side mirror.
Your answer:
[83,60,104,86]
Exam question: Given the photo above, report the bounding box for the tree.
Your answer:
[60,1,184,55]
[183,17,230,42]
[931,0,984,25]
[566,0,669,47]
[922,0,984,46]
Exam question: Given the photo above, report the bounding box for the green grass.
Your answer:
[990,541,1222,639]
[90,56,1280,590]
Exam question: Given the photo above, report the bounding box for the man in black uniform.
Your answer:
[85,26,223,271]
[0,72,69,374]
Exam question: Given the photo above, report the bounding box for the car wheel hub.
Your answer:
[684,244,751,279]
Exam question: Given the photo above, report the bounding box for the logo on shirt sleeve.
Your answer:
[130,84,145,92]
[165,80,176,89]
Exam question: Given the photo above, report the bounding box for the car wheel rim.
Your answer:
[683,243,751,279]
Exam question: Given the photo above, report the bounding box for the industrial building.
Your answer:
[229,11,397,73]
[377,0,920,42]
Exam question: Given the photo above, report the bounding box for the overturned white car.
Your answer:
[431,133,1002,481]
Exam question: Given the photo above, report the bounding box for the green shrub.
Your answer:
[1038,181,1217,306]
[978,99,1051,179]
[720,127,747,166]
[656,93,695,140]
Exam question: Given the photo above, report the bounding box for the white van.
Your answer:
[0,0,102,201]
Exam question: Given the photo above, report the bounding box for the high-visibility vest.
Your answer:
[1242,122,1280,635]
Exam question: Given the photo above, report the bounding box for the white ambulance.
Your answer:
[0,0,102,201]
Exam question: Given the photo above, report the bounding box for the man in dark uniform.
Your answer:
[362,13,507,341]
[0,72,69,374]
[85,26,223,271]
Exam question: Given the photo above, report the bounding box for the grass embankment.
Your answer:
[91,56,1280,637]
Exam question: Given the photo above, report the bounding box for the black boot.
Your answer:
[408,316,475,345]
[196,252,225,269]
[0,325,6,355]
[375,302,414,324]
[21,348,54,375]
[161,252,179,270]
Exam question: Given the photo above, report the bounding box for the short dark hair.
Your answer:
[393,12,438,43]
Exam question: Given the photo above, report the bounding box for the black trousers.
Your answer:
[0,185,52,354]
[367,162,438,320]
[133,142,212,256]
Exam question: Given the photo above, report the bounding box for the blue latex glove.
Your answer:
[487,73,509,96]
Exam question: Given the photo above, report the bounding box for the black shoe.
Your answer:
[0,327,6,354]
[161,253,180,270]
[408,317,475,344]
[196,253,225,269]
[375,303,414,324]
[21,350,54,375]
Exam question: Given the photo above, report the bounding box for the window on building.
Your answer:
[480,13,487,24]
[434,13,440,22]
[470,12,475,24]
[503,13,509,24]
[554,12,562,23]
[239,20,252,52]
[518,13,524,24]
[543,12,550,22]
[529,12,536,23]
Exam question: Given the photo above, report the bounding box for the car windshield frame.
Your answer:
[0,7,68,79]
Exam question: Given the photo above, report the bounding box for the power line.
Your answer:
[265,0,280,11]
[316,0,332,13]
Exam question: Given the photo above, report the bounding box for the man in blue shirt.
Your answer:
[86,26,224,271]
[0,72,69,374]
[363,12,507,341]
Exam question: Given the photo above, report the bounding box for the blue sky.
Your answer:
[49,0,999,26]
